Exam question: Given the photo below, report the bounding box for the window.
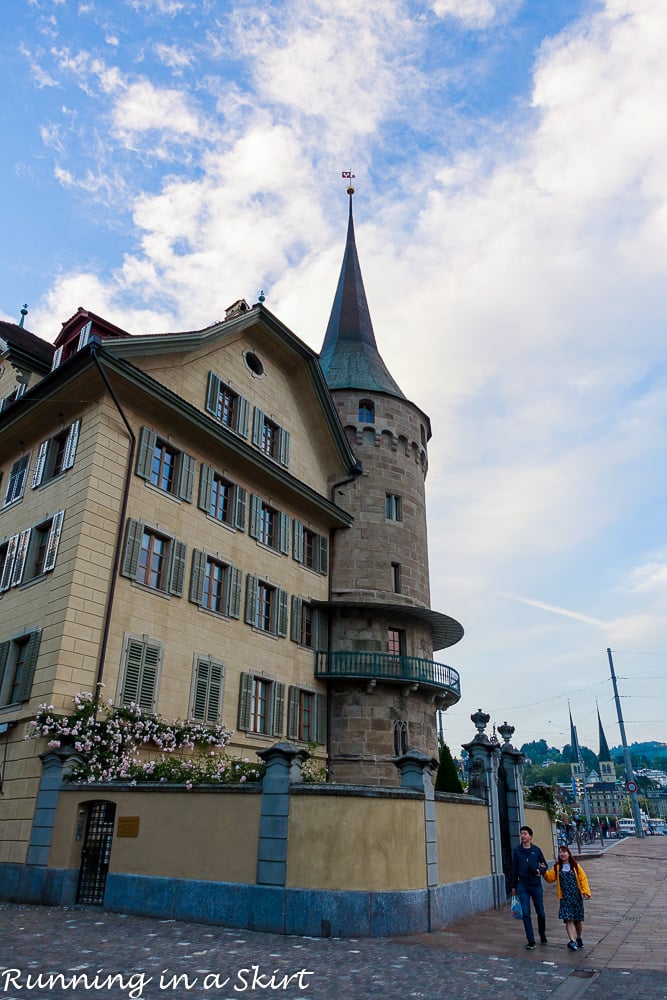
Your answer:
[135,428,195,502]
[118,635,161,713]
[292,522,328,575]
[394,720,409,756]
[244,574,288,636]
[0,629,41,707]
[287,687,327,744]
[50,322,92,371]
[189,657,224,724]
[3,455,30,507]
[391,562,401,593]
[205,372,250,437]
[120,518,187,596]
[385,493,403,522]
[358,400,374,423]
[189,549,242,618]
[252,409,290,467]
[249,495,290,554]
[238,672,284,736]
[388,628,405,657]
[31,420,81,489]
[0,383,26,412]
[0,512,65,590]
[290,597,323,649]
[198,465,247,530]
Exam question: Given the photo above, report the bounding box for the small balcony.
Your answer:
[315,650,461,700]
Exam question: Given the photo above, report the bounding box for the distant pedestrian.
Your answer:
[511,825,548,949]
[543,844,591,952]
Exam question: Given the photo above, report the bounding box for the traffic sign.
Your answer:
[625,779,638,794]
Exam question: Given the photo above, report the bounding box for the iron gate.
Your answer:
[76,800,116,905]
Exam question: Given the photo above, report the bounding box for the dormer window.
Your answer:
[359,400,374,423]
[51,321,92,371]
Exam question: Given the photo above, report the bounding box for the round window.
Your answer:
[244,351,265,377]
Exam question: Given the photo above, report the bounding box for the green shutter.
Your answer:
[16,629,42,702]
[318,535,329,575]
[168,539,187,596]
[249,495,261,539]
[206,372,221,416]
[252,408,264,448]
[178,453,195,502]
[227,566,242,619]
[198,464,214,512]
[121,638,145,705]
[236,396,250,438]
[315,693,327,745]
[238,672,253,730]
[287,686,299,740]
[272,682,285,736]
[313,608,325,650]
[279,512,290,554]
[139,642,160,712]
[136,427,157,480]
[191,659,209,721]
[292,520,304,562]
[234,486,247,530]
[189,549,206,605]
[290,596,302,643]
[244,574,258,625]
[277,588,289,637]
[278,428,290,467]
[121,519,144,578]
[207,662,223,723]
[0,641,10,697]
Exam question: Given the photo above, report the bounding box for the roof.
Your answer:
[319,193,405,399]
[0,320,55,370]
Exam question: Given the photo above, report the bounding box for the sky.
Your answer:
[2,0,667,761]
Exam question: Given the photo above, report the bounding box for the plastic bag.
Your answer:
[511,895,523,920]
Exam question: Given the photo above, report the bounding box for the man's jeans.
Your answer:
[517,879,546,944]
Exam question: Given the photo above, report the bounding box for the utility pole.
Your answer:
[606,648,644,838]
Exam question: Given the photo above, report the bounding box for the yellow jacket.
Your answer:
[543,862,591,900]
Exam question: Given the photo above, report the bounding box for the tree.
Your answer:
[435,740,464,793]
[520,740,562,764]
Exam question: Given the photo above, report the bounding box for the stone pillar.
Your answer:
[463,710,504,906]
[497,721,526,853]
[256,741,309,887]
[26,748,86,866]
[394,747,439,929]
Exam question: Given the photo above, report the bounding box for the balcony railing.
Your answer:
[315,650,461,697]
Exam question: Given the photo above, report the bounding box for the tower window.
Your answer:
[394,720,409,756]
[385,494,402,521]
[388,628,405,657]
[358,400,374,423]
[391,562,401,593]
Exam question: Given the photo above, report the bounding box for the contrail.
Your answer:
[500,592,608,627]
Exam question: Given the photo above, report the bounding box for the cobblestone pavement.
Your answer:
[1,836,665,1000]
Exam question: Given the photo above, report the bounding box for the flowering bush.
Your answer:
[26,691,264,787]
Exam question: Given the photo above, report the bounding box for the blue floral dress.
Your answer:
[558,864,585,922]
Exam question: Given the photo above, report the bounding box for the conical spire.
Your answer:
[597,707,612,762]
[568,707,580,764]
[320,189,405,398]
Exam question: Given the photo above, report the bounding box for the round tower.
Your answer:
[317,188,463,785]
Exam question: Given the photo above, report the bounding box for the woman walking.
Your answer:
[543,844,591,951]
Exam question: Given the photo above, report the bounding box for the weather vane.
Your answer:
[341,170,355,195]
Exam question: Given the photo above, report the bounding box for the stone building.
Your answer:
[0,191,464,876]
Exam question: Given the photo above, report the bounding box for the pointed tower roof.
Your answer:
[597,707,612,762]
[568,707,581,764]
[320,188,405,399]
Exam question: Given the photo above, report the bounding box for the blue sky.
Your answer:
[2,0,666,760]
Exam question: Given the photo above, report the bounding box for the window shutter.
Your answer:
[138,642,160,712]
[236,395,250,438]
[0,641,9,691]
[62,419,81,471]
[77,321,92,349]
[315,693,327,745]
[244,574,258,625]
[287,686,299,740]
[198,464,214,512]
[276,588,289,637]
[42,511,65,573]
[0,535,18,592]
[318,535,329,575]
[226,565,242,619]
[252,408,264,448]
[178,453,195,502]
[120,519,144,578]
[278,512,290,555]
[234,486,247,530]
[189,548,206,605]
[207,661,223,723]
[191,659,210,721]
[16,629,42,702]
[11,529,31,587]
[5,455,29,505]
[278,428,290,467]
[136,427,157,480]
[292,520,304,563]
[50,346,63,371]
[249,495,261,539]
[290,596,302,643]
[272,682,285,736]
[313,608,325,650]
[168,539,187,596]
[238,672,253,730]
[31,441,48,489]
[121,638,145,705]
[206,372,221,416]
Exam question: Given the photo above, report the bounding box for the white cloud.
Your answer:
[111,80,201,140]
[431,0,499,28]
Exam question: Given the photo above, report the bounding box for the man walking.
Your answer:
[511,825,548,949]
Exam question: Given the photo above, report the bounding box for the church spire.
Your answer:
[568,706,581,764]
[319,185,405,398]
[597,705,612,762]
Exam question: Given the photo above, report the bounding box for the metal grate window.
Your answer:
[76,801,116,905]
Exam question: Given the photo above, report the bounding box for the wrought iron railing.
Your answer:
[315,650,461,696]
